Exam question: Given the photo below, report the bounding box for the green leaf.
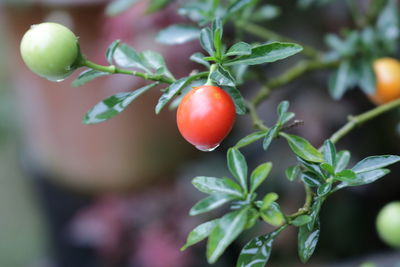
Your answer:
[328,60,350,100]
[113,44,151,73]
[263,125,279,151]
[376,0,399,43]
[223,86,246,115]
[281,133,323,163]
[83,83,158,124]
[210,65,236,87]
[192,176,244,198]
[335,150,351,173]
[140,50,174,78]
[155,76,191,114]
[200,28,215,56]
[291,215,312,227]
[323,140,336,167]
[72,69,109,87]
[301,172,322,187]
[190,52,210,67]
[250,162,272,193]
[334,169,356,182]
[181,219,219,251]
[307,198,324,231]
[189,194,236,216]
[260,202,285,227]
[317,183,332,196]
[226,42,252,57]
[212,19,223,59]
[156,24,200,45]
[339,169,390,187]
[277,100,289,118]
[105,0,139,16]
[298,219,320,263]
[244,208,259,229]
[285,165,300,181]
[236,228,282,267]
[298,157,326,179]
[261,192,279,210]
[351,155,400,173]
[105,40,120,65]
[224,42,303,66]
[320,163,334,175]
[227,148,248,192]
[207,208,248,264]
[235,131,268,149]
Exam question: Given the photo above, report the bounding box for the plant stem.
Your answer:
[329,98,400,144]
[287,183,313,220]
[252,59,339,106]
[237,22,321,58]
[81,59,176,84]
[205,64,217,86]
[245,101,268,130]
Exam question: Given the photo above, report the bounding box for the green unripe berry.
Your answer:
[20,22,80,81]
[376,201,400,248]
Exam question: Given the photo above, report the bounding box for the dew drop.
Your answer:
[195,143,220,152]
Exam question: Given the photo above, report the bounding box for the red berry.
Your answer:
[177,85,236,151]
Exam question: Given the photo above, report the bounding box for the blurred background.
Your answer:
[0,0,399,266]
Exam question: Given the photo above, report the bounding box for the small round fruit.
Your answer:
[20,22,79,81]
[369,58,400,105]
[376,201,400,248]
[176,85,236,151]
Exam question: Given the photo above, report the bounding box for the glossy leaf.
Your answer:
[210,65,236,87]
[323,140,336,167]
[72,69,109,87]
[200,28,215,56]
[340,168,390,187]
[212,19,223,59]
[301,172,321,187]
[277,100,289,118]
[376,0,399,43]
[227,148,248,192]
[181,219,219,251]
[105,0,139,16]
[190,52,210,67]
[207,208,248,264]
[235,131,268,149]
[291,215,312,227]
[156,24,200,45]
[223,86,247,115]
[279,112,295,125]
[155,76,191,114]
[351,155,400,173]
[225,0,253,19]
[113,43,151,73]
[225,42,303,66]
[261,192,279,210]
[358,59,376,95]
[192,176,243,198]
[236,228,283,267]
[226,42,252,57]
[298,157,326,179]
[83,83,158,124]
[307,198,323,231]
[298,219,320,263]
[317,183,332,196]
[189,194,236,216]
[105,40,120,64]
[250,162,272,193]
[285,165,300,181]
[282,133,323,163]
[260,202,285,227]
[335,150,351,173]
[320,163,334,175]
[334,169,356,182]
[141,50,174,78]
[263,125,279,151]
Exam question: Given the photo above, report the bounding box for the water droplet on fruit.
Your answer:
[46,77,65,82]
[195,144,219,152]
